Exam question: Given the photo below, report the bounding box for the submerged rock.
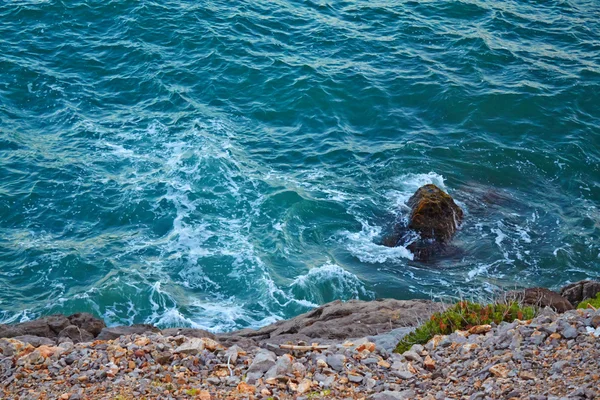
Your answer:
[385,184,463,260]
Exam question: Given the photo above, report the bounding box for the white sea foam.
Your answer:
[289,263,374,304]
[343,219,414,263]
[491,227,506,246]
[391,171,447,207]
[184,299,282,332]
[467,260,502,281]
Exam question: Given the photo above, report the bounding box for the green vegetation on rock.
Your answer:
[394,301,536,354]
[577,293,600,309]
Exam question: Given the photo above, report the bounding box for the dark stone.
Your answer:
[504,287,574,313]
[13,319,54,338]
[68,313,106,336]
[58,325,94,343]
[155,351,173,365]
[161,328,215,339]
[12,335,56,347]
[0,325,23,339]
[96,324,160,341]
[384,184,463,260]
[45,315,71,335]
[0,313,104,341]
[559,280,600,306]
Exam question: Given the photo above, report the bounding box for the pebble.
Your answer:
[0,307,598,400]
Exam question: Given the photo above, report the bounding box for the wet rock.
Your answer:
[504,287,573,313]
[388,184,463,260]
[560,280,600,306]
[96,324,160,341]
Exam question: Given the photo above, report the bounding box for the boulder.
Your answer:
[12,335,56,347]
[45,315,71,335]
[96,324,160,341]
[559,280,600,306]
[0,319,53,339]
[505,287,573,313]
[383,184,463,260]
[58,325,95,343]
[0,313,105,341]
[68,313,106,336]
[17,319,56,338]
[406,184,463,259]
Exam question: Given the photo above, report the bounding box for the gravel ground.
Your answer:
[1,307,599,400]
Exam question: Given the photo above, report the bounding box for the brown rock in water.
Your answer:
[504,287,573,313]
[385,184,463,260]
[407,184,463,243]
[559,280,600,306]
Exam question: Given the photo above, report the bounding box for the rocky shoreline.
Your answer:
[1,281,600,399]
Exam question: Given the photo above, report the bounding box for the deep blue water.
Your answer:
[1,0,599,331]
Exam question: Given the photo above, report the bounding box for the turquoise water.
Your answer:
[1,0,599,331]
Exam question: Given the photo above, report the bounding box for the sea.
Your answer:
[0,0,599,332]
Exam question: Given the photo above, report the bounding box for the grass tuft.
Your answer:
[394,300,535,353]
[577,292,600,309]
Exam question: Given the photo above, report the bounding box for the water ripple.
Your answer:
[0,0,599,329]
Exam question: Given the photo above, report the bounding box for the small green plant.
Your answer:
[577,293,600,309]
[307,389,332,399]
[185,388,200,396]
[394,301,535,353]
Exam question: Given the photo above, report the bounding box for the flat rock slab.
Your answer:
[217,299,443,347]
